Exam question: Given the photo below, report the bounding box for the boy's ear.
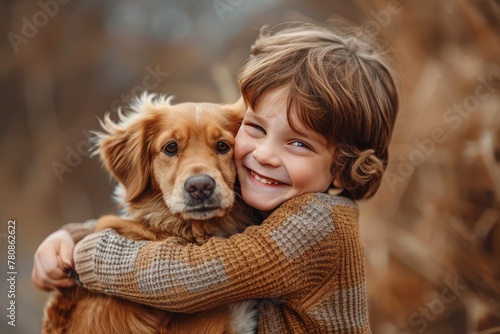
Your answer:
[221,96,247,134]
[332,177,343,189]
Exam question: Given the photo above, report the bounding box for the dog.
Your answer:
[42,93,259,334]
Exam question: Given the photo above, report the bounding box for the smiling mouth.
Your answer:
[250,170,284,185]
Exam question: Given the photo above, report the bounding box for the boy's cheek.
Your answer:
[234,132,250,163]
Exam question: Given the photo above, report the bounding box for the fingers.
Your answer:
[59,239,75,269]
[32,251,76,290]
[31,266,51,291]
[31,230,77,291]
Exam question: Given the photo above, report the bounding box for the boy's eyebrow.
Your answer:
[292,127,313,139]
[290,122,329,146]
[292,128,323,145]
[244,110,266,122]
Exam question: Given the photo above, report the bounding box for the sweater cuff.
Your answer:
[74,232,103,287]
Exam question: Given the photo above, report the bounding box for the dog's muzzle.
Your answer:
[184,174,216,202]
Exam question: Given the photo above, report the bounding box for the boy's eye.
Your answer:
[251,124,266,133]
[290,141,313,150]
[244,123,266,137]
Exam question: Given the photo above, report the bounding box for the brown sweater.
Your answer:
[71,193,371,333]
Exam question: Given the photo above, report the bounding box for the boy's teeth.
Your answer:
[251,170,280,185]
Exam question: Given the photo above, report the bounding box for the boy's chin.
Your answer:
[241,191,287,212]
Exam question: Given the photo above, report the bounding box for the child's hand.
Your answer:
[32,229,76,291]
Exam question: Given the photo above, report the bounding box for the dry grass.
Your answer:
[358,1,500,332]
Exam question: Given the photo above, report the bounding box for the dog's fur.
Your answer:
[42,93,258,334]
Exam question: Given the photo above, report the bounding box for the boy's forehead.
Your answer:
[254,86,289,112]
[249,108,280,121]
[251,88,300,125]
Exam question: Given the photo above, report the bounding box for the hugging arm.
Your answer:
[63,220,98,242]
[32,220,97,291]
[74,193,347,313]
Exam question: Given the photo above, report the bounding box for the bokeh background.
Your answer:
[1,0,499,333]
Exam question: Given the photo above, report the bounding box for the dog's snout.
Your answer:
[184,174,216,201]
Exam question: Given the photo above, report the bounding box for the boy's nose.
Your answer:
[252,142,281,167]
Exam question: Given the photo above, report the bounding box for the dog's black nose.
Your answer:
[184,174,216,201]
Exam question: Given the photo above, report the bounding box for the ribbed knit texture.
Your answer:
[62,219,97,243]
[74,193,371,333]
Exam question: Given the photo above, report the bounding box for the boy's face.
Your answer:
[234,87,337,212]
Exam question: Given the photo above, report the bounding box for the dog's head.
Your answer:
[94,93,246,223]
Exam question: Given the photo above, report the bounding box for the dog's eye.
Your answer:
[216,141,231,154]
[164,142,178,156]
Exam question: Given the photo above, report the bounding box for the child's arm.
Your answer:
[62,220,98,243]
[74,193,354,313]
[32,220,96,291]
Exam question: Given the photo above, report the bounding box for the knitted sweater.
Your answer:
[72,193,371,333]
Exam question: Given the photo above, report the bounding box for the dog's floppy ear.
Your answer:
[95,98,161,203]
[221,96,247,134]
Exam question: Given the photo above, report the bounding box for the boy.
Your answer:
[33,22,399,333]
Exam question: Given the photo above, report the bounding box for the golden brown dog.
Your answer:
[42,93,258,334]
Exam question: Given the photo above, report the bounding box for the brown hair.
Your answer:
[238,22,399,200]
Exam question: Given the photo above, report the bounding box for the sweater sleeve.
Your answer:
[74,193,353,313]
[61,219,97,243]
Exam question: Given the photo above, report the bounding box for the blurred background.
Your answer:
[1,0,499,333]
